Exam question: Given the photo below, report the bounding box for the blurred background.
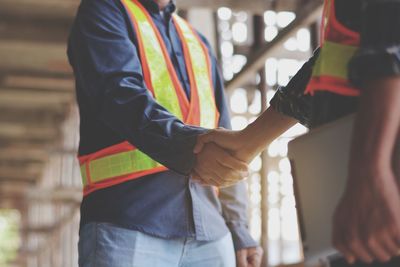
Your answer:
[0,0,323,266]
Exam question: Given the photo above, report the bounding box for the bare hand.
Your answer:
[194,128,253,162]
[236,247,263,267]
[333,165,400,264]
[192,143,249,187]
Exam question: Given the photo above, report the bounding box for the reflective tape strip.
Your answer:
[80,165,88,186]
[123,0,184,121]
[173,15,217,128]
[311,41,357,80]
[81,150,162,187]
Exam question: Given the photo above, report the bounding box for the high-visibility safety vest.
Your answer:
[78,0,220,196]
[305,0,361,96]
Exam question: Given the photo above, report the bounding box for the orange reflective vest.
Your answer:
[79,0,219,196]
[305,0,361,96]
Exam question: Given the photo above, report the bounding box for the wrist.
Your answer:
[347,156,394,186]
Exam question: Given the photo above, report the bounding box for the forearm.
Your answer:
[349,77,400,173]
[239,107,297,160]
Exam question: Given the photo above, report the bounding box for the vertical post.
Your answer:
[310,22,320,51]
[213,12,223,65]
[253,14,269,267]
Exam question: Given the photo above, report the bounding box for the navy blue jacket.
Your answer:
[67,0,256,249]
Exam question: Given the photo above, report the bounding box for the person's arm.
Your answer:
[196,38,262,266]
[193,50,320,164]
[194,107,296,164]
[68,0,245,177]
[333,0,400,263]
[333,78,400,264]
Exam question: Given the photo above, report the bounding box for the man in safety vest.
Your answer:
[194,0,400,265]
[68,0,262,266]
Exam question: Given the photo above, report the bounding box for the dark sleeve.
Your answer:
[67,0,205,175]
[349,0,400,87]
[197,33,257,250]
[269,49,320,128]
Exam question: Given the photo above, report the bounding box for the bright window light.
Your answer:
[297,28,311,52]
[284,37,298,51]
[220,41,234,57]
[265,26,278,42]
[217,7,232,21]
[265,58,278,86]
[264,10,277,26]
[221,30,232,41]
[250,156,262,172]
[235,11,248,22]
[231,116,248,130]
[277,12,296,28]
[232,54,247,73]
[230,88,248,114]
[249,90,261,115]
[232,22,248,43]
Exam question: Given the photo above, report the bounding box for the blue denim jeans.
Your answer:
[78,223,236,267]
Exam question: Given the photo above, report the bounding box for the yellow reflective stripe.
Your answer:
[124,0,184,121]
[312,41,358,79]
[173,15,217,128]
[80,165,88,186]
[81,150,162,186]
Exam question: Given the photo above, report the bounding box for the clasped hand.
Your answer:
[191,128,252,187]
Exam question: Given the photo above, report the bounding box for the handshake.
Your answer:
[191,127,258,188]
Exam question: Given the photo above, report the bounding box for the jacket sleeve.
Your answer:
[67,0,205,175]
[198,33,257,249]
[215,70,258,250]
[269,49,320,128]
[349,0,400,87]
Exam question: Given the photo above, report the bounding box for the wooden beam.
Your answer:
[0,18,71,43]
[0,138,56,149]
[226,0,323,91]
[26,187,82,203]
[0,0,299,22]
[0,166,41,183]
[0,185,82,203]
[0,41,72,78]
[0,0,78,21]
[2,76,74,92]
[0,148,48,162]
[176,0,272,13]
[0,109,67,127]
[0,88,73,109]
[0,122,60,140]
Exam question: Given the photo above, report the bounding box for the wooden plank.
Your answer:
[0,109,67,126]
[26,188,82,203]
[0,0,78,21]
[177,0,272,13]
[0,166,41,183]
[0,122,60,140]
[0,41,72,78]
[0,185,82,203]
[0,138,56,148]
[2,76,74,92]
[0,88,73,109]
[226,0,323,91]
[0,18,71,43]
[0,148,48,162]
[0,0,298,21]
